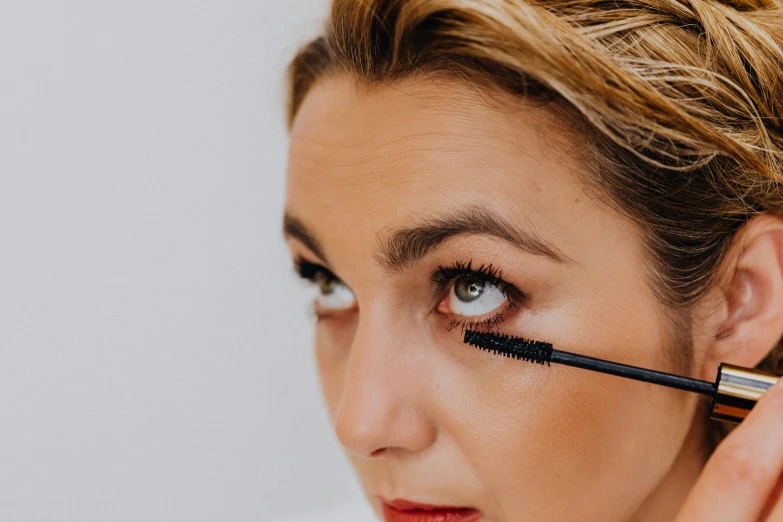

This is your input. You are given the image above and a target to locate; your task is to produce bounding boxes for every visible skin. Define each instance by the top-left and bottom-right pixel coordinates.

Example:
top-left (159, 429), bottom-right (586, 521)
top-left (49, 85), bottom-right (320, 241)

top-left (283, 74), bottom-right (783, 521)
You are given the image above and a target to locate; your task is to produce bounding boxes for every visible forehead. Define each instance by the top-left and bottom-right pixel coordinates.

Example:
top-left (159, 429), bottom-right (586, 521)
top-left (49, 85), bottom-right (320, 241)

top-left (284, 74), bottom-right (630, 265)
top-left (287, 74), bottom-right (576, 185)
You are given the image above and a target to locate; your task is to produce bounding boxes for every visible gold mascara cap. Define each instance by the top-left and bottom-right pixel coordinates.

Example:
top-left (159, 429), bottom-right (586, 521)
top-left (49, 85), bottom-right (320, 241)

top-left (710, 363), bottom-right (781, 423)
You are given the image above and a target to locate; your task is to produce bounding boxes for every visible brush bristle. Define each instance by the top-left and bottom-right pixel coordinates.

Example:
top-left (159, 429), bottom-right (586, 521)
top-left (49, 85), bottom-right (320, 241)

top-left (463, 329), bottom-right (553, 365)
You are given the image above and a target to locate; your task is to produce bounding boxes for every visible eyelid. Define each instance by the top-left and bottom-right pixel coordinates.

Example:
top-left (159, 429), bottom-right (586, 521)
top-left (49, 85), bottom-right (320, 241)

top-left (432, 260), bottom-right (519, 298)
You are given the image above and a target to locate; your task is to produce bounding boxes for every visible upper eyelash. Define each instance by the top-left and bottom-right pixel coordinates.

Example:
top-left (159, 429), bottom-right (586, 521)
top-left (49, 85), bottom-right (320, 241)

top-left (296, 258), bottom-right (515, 295)
top-left (293, 256), bottom-right (521, 333)
top-left (293, 256), bottom-right (335, 282)
top-left (432, 260), bottom-right (513, 296)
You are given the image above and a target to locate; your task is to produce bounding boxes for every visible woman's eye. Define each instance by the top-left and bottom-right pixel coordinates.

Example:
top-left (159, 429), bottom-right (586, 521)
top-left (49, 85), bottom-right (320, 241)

top-left (440, 276), bottom-right (508, 316)
top-left (313, 273), bottom-right (356, 311)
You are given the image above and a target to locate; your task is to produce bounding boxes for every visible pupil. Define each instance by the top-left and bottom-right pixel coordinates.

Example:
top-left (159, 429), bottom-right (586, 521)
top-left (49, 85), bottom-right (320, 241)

top-left (455, 278), bottom-right (483, 302)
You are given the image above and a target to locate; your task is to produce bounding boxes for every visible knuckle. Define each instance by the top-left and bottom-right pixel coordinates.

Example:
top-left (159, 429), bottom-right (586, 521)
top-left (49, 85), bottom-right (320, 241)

top-left (763, 378), bottom-right (783, 404)
top-left (753, 379), bottom-right (783, 418)
top-left (713, 442), bottom-right (772, 486)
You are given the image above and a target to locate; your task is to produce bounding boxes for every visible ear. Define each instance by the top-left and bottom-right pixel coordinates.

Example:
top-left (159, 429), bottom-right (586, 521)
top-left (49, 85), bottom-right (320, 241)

top-left (696, 213), bottom-right (783, 380)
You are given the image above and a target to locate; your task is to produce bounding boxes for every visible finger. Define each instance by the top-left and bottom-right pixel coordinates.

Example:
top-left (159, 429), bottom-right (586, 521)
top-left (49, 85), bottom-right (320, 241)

top-left (764, 473), bottom-right (783, 521)
top-left (674, 378), bottom-right (783, 522)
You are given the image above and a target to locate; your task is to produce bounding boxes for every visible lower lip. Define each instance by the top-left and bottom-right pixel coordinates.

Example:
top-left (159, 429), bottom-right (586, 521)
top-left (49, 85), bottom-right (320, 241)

top-left (382, 504), bottom-right (482, 522)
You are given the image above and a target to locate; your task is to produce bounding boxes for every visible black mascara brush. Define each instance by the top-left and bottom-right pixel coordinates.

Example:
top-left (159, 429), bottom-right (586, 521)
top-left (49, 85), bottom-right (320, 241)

top-left (463, 329), bottom-right (781, 424)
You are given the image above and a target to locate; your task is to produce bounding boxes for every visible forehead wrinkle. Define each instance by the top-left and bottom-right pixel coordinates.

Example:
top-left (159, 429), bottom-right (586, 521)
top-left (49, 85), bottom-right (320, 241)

top-left (373, 205), bottom-right (570, 273)
top-left (299, 141), bottom-right (490, 201)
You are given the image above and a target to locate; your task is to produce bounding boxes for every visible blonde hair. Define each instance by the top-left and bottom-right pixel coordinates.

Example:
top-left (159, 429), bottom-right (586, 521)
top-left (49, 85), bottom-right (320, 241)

top-left (286, 0), bottom-right (783, 439)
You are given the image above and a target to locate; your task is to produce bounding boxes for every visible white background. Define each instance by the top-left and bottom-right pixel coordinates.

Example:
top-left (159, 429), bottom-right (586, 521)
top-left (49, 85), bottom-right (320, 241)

top-left (0, 1), bottom-right (371, 520)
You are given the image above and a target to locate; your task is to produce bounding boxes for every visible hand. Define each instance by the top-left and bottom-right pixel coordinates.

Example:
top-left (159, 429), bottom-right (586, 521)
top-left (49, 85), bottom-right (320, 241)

top-left (674, 379), bottom-right (783, 521)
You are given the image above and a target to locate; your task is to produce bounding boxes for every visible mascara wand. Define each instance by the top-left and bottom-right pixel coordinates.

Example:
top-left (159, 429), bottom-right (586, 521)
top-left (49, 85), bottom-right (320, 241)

top-left (464, 329), bottom-right (781, 424)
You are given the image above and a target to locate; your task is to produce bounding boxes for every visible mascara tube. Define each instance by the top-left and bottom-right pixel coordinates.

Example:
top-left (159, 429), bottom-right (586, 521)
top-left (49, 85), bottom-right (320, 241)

top-left (463, 329), bottom-right (781, 424)
top-left (711, 364), bottom-right (781, 423)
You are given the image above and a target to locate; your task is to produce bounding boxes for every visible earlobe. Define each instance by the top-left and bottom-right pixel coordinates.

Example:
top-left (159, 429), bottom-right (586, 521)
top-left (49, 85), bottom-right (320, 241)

top-left (703, 214), bottom-right (783, 379)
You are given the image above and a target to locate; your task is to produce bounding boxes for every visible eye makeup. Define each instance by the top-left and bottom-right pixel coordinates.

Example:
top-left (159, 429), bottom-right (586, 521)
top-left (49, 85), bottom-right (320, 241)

top-left (432, 260), bottom-right (523, 333)
top-left (292, 255), bottom-right (524, 330)
top-left (294, 256), bottom-right (336, 285)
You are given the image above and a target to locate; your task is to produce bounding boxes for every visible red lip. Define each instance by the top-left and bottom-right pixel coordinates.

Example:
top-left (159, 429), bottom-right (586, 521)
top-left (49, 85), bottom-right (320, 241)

top-left (380, 498), bottom-right (481, 522)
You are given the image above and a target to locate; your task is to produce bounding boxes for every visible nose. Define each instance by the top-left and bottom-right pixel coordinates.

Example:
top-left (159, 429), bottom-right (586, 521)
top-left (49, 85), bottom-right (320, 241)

top-left (333, 315), bottom-right (437, 459)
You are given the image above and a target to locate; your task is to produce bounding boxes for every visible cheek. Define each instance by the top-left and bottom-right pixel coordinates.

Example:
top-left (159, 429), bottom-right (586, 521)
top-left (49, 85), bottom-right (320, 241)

top-left (314, 316), bottom-right (357, 419)
top-left (436, 345), bottom-right (697, 520)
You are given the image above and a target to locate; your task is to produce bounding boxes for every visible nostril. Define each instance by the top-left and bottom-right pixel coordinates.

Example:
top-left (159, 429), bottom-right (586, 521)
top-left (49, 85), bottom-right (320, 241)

top-left (369, 447), bottom-right (388, 458)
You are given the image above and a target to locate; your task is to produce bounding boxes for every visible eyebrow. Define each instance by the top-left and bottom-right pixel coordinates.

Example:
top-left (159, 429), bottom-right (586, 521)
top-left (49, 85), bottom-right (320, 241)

top-left (282, 205), bottom-right (569, 271)
top-left (282, 213), bottom-right (330, 264)
top-left (374, 206), bottom-right (569, 271)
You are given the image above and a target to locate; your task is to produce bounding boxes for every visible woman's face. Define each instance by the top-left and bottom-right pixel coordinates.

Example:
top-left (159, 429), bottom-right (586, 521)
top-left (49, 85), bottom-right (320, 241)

top-left (284, 75), bottom-right (707, 522)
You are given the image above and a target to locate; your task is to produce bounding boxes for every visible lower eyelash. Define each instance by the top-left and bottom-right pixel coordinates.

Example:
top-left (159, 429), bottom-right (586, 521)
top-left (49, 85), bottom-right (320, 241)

top-left (445, 300), bottom-right (517, 335)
